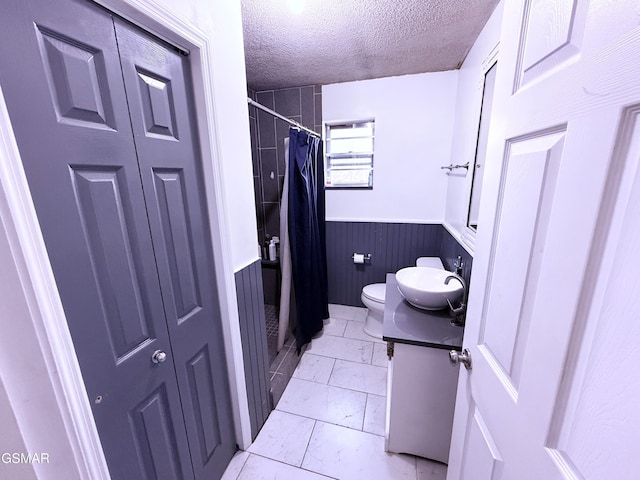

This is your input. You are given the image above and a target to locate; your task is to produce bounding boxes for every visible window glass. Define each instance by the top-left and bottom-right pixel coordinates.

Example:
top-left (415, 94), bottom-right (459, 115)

top-left (325, 120), bottom-right (374, 188)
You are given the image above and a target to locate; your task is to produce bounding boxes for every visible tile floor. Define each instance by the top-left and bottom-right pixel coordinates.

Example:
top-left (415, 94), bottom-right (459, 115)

top-left (265, 304), bottom-right (279, 365)
top-left (265, 303), bottom-right (303, 406)
top-left (222, 304), bottom-right (448, 480)
top-left (269, 334), bottom-right (301, 406)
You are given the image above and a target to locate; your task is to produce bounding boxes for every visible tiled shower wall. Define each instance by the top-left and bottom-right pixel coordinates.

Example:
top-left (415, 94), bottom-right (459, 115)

top-left (248, 86), bottom-right (323, 246)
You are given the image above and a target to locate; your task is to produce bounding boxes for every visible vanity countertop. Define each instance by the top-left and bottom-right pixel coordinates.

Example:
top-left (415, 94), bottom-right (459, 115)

top-left (382, 273), bottom-right (464, 351)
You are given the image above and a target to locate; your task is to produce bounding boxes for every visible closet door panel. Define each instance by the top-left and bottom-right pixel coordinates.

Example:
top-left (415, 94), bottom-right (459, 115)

top-left (114, 19), bottom-right (236, 479)
top-left (0, 1), bottom-right (194, 479)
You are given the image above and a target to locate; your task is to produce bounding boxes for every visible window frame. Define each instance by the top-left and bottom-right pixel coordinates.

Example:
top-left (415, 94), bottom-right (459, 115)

top-left (324, 119), bottom-right (375, 189)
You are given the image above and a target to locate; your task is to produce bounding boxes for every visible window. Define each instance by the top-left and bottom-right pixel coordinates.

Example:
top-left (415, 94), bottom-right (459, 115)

top-left (324, 120), bottom-right (374, 188)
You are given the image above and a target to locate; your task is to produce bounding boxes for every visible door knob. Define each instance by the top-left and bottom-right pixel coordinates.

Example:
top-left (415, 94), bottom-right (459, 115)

top-left (449, 348), bottom-right (472, 370)
top-left (151, 350), bottom-right (167, 364)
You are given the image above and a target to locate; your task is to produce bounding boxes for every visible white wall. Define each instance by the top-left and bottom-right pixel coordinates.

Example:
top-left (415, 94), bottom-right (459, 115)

top-left (444, 1), bottom-right (504, 243)
top-left (323, 71), bottom-right (459, 223)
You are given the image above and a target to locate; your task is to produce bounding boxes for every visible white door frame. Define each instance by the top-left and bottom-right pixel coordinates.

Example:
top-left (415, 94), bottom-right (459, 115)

top-left (0, 1), bottom-right (251, 478)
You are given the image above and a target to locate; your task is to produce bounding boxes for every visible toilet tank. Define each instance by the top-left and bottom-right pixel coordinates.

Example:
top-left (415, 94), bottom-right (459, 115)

top-left (416, 257), bottom-right (444, 269)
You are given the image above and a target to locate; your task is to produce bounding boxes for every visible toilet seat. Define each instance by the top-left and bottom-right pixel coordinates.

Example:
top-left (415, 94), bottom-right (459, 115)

top-left (362, 283), bottom-right (386, 304)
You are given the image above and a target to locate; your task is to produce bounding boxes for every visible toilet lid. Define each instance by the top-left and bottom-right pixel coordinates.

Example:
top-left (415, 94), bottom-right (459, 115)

top-left (362, 283), bottom-right (386, 303)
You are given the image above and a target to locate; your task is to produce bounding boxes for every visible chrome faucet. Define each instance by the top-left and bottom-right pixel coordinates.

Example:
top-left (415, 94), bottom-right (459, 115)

top-left (453, 255), bottom-right (463, 275)
top-left (445, 273), bottom-right (467, 326)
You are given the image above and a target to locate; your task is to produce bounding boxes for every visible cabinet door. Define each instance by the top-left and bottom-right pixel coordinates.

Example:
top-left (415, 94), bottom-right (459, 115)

top-left (114, 19), bottom-right (236, 480)
top-left (386, 343), bottom-right (457, 463)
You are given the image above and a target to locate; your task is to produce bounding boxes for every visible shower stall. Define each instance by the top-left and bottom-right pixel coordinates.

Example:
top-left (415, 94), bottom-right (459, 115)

top-left (247, 85), bottom-right (324, 405)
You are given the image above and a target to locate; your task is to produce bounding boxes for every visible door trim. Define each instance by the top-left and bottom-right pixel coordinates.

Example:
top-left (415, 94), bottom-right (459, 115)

top-left (0, 1), bottom-right (251, 478)
top-left (0, 84), bottom-right (111, 480)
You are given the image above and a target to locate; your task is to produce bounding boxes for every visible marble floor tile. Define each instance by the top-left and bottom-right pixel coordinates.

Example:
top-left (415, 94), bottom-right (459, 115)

top-left (270, 372), bottom-right (288, 407)
top-left (237, 454), bottom-right (334, 480)
top-left (302, 421), bottom-right (417, 480)
top-left (328, 304), bottom-right (367, 321)
top-left (293, 353), bottom-right (335, 384)
top-left (226, 303), bottom-right (447, 480)
top-left (277, 378), bottom-right (366, 430)
top-left (352, 307), bottom-right (368, 323)
top-left (363, 394), bottom-right (386, 437)
top-left (248, 411), bottom-right (315, 466)
top-left (221, 450), bottom-right (250, 480)
top-left (417, 457), bottom-right (448, 480)
top-left (328, 303), bottom-right (355, 320)
top-left (269, 344), bottom-right (292, 374)
top-left (343, 320), bottom-right (385, 343)
top-left (372, 342), bottom-right (389, 367)
top-left (328, 359), bottom-right (387, 396)
top-left (273, 347), bottom-right (302, 378)
top-left (268, 342), bottom-right (302, 406)
top-left (307, 334), bottom-right (373, 364)
top-left (322, 317), bottom-right (348, 337)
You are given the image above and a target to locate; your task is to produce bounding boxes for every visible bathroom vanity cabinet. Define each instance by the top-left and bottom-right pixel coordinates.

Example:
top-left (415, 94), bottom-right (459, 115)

top-left (383, 274), bottom-right (464, 464)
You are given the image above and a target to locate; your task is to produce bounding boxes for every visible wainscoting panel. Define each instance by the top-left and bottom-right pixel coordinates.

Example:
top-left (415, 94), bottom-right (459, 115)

top-left (235, 260), bottom-right (271, 439)
top-left (325, 222), bottom-right (443, 306)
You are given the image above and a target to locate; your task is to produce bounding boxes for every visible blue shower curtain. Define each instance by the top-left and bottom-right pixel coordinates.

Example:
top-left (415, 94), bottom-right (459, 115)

top-left (288, 129), bottom-right (329, 352)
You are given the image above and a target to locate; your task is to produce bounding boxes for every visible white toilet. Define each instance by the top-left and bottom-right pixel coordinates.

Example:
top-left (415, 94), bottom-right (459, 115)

top-left (361, 257), bottom-right (445, 339)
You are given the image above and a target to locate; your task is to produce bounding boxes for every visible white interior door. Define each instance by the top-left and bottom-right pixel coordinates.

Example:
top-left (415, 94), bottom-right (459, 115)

top-left (447, 1), bottom-right (640, 479)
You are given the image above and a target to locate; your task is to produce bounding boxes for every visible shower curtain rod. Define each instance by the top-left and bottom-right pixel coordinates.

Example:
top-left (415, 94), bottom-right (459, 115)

top-left (248, 98), bottom-right (320, 138)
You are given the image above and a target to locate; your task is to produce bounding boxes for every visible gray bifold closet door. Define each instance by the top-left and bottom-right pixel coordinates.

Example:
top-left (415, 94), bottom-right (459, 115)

top-left (0, 0), bottom-right (235, 479)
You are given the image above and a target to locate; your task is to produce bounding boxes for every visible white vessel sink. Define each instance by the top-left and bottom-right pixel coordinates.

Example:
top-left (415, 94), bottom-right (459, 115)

top-left (396, 267), bottom-right (463, 310)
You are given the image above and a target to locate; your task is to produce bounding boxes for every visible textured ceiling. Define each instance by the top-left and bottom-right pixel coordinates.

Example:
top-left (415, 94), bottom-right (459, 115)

top-left (241, 0), bottom-right (500, 91)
